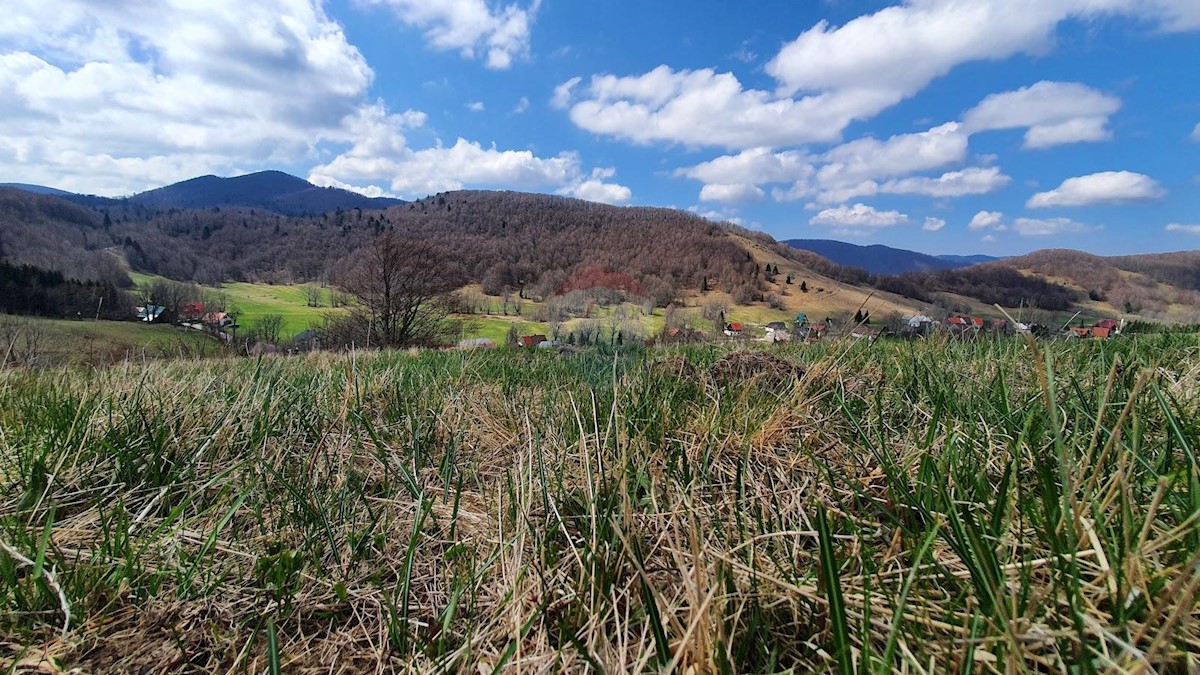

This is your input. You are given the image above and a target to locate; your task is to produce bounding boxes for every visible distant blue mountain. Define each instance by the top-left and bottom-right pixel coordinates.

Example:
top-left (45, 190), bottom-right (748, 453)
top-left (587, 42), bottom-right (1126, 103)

top-left (784, 239), bottom-right (999, 276)
top-left (935, 254), bottom-right (999, 266)
top-left (0, 183), bottom-right (78, 197)
top-left (1, 171), bottom-right (405, 215)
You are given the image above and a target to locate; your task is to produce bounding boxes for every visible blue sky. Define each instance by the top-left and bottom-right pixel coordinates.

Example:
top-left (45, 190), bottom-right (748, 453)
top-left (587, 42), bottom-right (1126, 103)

top-left (1, 1), bottom-right (1198, 256)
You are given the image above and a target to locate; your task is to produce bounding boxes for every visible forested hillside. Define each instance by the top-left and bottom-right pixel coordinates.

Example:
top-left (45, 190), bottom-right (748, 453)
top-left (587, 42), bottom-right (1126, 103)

top-left (1001, 249), bottom-right (1200, 320)
top-left (1, 188), bottom-right (803, 306)
top-left (0, 189), bottom-right (130, 285)
top-left (4, 181), bottom-right (1197, 320)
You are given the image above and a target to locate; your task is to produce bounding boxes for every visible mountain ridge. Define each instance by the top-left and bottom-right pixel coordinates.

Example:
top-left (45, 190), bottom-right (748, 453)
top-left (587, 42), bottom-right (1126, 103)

top-left (0, 170), bottom-right (405, 216)
top-left (784, 238), bottom-right (1000, 275)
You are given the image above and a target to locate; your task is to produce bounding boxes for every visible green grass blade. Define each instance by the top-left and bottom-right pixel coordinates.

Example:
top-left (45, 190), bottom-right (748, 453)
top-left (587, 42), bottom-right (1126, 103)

top-left (817, 503), bottom-right (852, 675)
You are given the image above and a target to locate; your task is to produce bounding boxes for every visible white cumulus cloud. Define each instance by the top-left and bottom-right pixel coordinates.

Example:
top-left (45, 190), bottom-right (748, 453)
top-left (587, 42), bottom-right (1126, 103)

top-left (964, 81), bottom-right (1121, 149)
top-left (1023, 116), bottom-right (1113, 149)
top-left (969, 210), bottom-right (1005, 231)
top-left (551, 76), bottom-right (581, 109)
top-left (558, 167), bottom-right (632, 205)
top-left (922, 217), bottom-right (946, 232)
top-left (467, 100), bottom-right (485, 112)
top-left (1165, 223), bottom-right (1200, 234)
top-left (565, 2), bottom-right (1195, 154)
top-left (1012, 217), bottom-right (1090, 236)
top-left (0, 0), bottom-right (374, 194)
top-left (1192, 123), bottom-right (1200, 141)
top-left (810, 203), bottom-right (908, 236)
top-left (699, 183), bottom-right (765, 204)
top-left (360, 0), bottom-right (538, 69)
top-left (0, 1), bottom-right (616, 201)
top-left (879, 167), bottom-right (1011, 199)
top-left (565, 66), bottom-right (877, 149)
top-left (307, 105), bottom-right (624, 199)
top-left (1027, 171), bottom-right (1165, 208)
top-left (677, 147), bottom-right (814, 186)
top-left (816, 122), bottom-right (969, 186)
top-left (680, 123), bottom-right (1007, 204)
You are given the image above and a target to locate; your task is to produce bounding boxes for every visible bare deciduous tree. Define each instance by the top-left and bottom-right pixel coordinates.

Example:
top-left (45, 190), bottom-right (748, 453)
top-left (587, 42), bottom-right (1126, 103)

top-left (250, 314), bottom-right (285, 344)
top-left (304, 285), bottom-right (323, 308)
top-left (333, 234), bottom-right (461, 348)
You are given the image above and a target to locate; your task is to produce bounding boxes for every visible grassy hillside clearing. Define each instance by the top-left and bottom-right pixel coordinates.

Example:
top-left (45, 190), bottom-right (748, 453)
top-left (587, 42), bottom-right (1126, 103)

top-left (1, 316), bottom-right (219, 366)
top-left (130, 273), bottom-right (337, 338)
top-left (2, 336), bottom-right (1198, 672)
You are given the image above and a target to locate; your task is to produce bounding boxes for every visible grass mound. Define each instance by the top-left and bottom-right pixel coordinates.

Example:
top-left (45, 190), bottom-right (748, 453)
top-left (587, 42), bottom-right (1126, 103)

top-left (708, 349), bottom-right (802, 387)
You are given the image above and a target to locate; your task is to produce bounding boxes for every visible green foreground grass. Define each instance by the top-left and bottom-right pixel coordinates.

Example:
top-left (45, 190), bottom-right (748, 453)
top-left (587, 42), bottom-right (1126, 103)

top-left (2, 336), bottom-right (1198, 672)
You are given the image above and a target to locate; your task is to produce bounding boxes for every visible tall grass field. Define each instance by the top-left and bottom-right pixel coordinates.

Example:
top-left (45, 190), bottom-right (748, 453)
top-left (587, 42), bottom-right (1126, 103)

top-left (2, 336), bottom-right (1198, 672)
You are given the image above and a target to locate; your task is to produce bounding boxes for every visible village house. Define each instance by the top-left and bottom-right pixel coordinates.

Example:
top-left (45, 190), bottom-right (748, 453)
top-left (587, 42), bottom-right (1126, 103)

top-left (181, 301), bottom-right (205, 322)
top-left (798, 324), bottom-right (826, 342)
top-left (723, 322), bottom-right (744, 337)
top-left (765, 321), bottom-right (790, 342)
top-left (135, 305), bottom-right (166, 322)
top-left (457, 337), bottom-right (496, 350)
top-left (903, 315), bottom-right (937, 337)
top-left (293, 329), bottom-right (321, 351)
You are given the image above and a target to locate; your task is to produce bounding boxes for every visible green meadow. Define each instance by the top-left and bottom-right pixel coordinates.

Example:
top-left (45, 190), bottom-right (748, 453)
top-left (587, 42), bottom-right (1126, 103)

top-left (2, 335), bottom-right (1198, 672)
top-left (0, 316), bottom-right (219, 366)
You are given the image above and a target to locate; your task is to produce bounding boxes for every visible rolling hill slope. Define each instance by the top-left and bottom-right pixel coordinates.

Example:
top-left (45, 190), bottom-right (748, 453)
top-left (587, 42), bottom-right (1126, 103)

top-left (997, 249), bottom-right (1200, 322)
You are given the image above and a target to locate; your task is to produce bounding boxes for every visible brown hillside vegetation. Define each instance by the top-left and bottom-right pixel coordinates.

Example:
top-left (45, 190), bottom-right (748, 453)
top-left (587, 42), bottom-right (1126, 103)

top-left (731, 234), bottom-right (923, 319)
top-left (0, 188), bottom-right (130, 285)
top-left (5, 186), bottom-right (1198, 323)
top-left (1, 188), bottom-right (919, 318)
top-left (1002, 248), bottom-right (1200, 321)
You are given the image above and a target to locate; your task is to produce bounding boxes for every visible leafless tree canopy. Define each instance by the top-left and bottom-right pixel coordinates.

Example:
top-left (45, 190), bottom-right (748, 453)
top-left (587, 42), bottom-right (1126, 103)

top-left (330, 234), bottom-right (461, 348)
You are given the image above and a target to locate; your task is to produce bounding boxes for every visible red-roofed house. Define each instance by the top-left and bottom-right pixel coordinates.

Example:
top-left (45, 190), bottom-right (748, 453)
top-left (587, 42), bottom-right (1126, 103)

top-left (723, 322), bottom-right (744, 336)
top-left (519, 334), bottom-right (547, 347)
top-left (181, 301), bottom-right (205, 321)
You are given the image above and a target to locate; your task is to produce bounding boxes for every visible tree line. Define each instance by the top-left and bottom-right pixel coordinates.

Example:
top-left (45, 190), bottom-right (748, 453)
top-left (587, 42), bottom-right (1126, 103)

top-left (0, 259), bottom-right (134, 320)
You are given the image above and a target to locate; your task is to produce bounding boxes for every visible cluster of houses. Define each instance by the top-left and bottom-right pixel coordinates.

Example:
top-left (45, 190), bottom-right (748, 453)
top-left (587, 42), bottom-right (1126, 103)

top-left (1069, 318), bottom-right (1122, 339)
top-left (134, 301), bottom-right (237, 340)
top-left (749, 313), bottom-right (1126, 343)
top-left (900, 314), bottom-right (1123, 340)
top-left (762, 317), bottom-right (828, 342)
